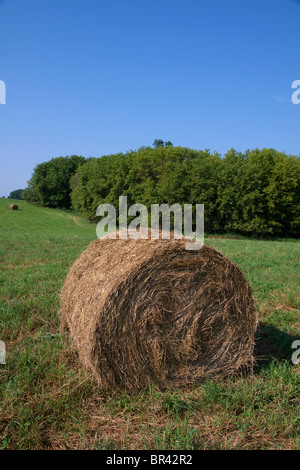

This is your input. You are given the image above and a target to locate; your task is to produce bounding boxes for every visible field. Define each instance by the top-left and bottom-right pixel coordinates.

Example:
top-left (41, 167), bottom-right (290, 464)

top-left (0, 198), bottom-right (299, 450)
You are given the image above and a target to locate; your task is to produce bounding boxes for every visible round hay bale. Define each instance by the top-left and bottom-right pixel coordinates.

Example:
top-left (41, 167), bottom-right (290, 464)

top-left (9, 204), bottom-right (18, 210)
top-left (60, 237), bottom-right (257, 389)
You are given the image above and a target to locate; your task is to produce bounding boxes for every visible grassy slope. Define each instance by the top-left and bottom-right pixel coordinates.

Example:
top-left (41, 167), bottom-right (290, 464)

top-left (0, 198), bottom-right (299, 450)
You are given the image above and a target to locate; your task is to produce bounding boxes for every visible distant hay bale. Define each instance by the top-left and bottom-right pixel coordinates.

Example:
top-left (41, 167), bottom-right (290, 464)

top-left (9, 204), bottom-right (18, 210)
top-left (60, 236), bottom-right (257, 389)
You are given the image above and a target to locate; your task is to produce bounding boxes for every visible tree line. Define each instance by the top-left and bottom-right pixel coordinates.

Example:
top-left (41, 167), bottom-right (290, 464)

top-left (22, 146), bottom-right (300, 237)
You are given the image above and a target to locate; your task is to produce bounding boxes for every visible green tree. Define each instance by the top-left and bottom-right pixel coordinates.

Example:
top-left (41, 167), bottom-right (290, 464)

top-left (71, 152), bottom-right (132, 220)
top-left (153, 139), bottom-right (165, 148)
top-left (23, 155), bottom-right (86, 209)
top-left (217, 148), bottom-right (300, 236)
top-left (164, 141), bottom-right (173, 148)
top-left (9, 189), bottom-right (25, 200)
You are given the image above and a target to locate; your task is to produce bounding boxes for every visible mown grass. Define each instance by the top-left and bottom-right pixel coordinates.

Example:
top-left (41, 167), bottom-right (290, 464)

top-left (0, 198), bottom-right (299, 449)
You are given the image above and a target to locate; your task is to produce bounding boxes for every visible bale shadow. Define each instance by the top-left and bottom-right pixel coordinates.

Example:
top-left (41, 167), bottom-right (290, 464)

top-left (254, 322), bottom-right (299, 372)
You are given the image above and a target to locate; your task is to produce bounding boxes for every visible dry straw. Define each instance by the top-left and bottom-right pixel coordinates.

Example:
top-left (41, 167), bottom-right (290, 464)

top-left (60, 234), bottom-right (257, 389)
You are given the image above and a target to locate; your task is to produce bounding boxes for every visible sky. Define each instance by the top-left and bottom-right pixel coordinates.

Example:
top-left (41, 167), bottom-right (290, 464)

top-left (0, 0), bottom-right (300, 197)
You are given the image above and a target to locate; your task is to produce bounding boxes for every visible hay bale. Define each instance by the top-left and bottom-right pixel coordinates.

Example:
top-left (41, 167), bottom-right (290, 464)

top-left (60, 237), bottom-right (257, 389)
top-left (9, 204), bottom-right (18, 210)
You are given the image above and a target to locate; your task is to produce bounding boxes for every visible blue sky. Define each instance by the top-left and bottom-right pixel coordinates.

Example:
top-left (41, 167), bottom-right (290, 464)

top-left (0, 0), bottom-right (300, 196)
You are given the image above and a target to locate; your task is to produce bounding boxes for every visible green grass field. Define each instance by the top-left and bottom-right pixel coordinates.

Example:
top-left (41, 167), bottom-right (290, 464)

top-left (0, 198), bottom-right (299, 450)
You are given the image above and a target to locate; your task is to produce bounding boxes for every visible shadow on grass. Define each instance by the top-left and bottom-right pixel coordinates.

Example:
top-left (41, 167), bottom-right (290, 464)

top-left (254, 322), bottom-right (299, 372)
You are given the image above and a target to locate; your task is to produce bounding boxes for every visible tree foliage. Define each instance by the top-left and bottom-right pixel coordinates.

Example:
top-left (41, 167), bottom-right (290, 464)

top-left (23, 147), bottom-right (300, 237)
top-left (9, 189), bottom-right (25, 200)
top-left (153, 139), bottom-right (173, 148)
top-left (22, 155), bottom-right (86, 209)
top-left (70, 147), bottom-right (300, 237)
